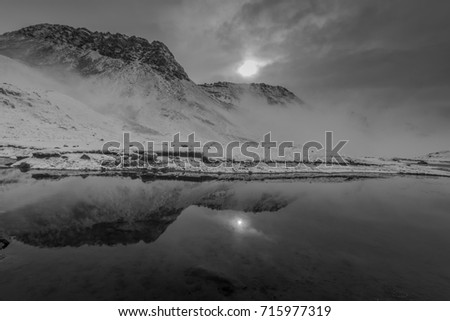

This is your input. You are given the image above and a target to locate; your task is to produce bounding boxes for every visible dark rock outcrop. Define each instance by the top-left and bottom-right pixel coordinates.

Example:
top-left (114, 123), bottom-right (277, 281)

top-left (0, 24), bottom-right (189, 81)
top-left (32, 150), bottom-right (61, 158)
top-left (0, 237), bottom-right (10, 250)
top-left (15, 161), bottom-right (31, 172)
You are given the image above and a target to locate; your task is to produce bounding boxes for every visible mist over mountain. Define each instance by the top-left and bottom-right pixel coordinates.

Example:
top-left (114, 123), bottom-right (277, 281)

top-left (1, 23), bottom-right (448, 158)
top-left (0, 23), bottom-right (306, 151)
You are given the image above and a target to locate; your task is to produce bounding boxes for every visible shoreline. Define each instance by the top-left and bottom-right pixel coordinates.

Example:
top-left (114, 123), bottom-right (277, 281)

top-left (1, 145), bottom-right (450, 181)
top-left (2, 167), bottom-right (449, 182)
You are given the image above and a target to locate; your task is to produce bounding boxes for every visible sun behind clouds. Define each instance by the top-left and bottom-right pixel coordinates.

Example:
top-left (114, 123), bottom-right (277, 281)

top-left (237, 60), bottom-right (260, 77)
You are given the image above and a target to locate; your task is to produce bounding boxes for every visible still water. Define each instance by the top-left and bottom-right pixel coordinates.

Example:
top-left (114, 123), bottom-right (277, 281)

top-left (0, 169), bottom-right (450, 300)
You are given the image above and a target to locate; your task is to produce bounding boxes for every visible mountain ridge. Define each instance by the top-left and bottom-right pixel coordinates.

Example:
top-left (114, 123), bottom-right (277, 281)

top-left (0, 23), bottom-right (190, 81)
top-left (200, 81), bottom-right (304, 106)
top-left (0, 23), bottom-right (305, 150)
top-left (0, 23), bottom-right (302, 106)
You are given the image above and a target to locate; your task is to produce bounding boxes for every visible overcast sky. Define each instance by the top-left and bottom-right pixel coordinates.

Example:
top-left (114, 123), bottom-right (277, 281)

top-left (1, 0), bottom-right (449, 155)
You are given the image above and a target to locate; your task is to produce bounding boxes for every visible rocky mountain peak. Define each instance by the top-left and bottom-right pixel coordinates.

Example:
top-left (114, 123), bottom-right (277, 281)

top-left (0, 23), bottom-right (189, 81)
top-left (199, 81), bottom-right (303, 106)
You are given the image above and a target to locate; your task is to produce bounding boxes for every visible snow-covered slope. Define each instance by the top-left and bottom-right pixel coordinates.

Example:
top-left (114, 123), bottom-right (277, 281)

top-left (0, 52), bottom-right (244, 150)
top-left (0, 82), bottom-right (146, 149)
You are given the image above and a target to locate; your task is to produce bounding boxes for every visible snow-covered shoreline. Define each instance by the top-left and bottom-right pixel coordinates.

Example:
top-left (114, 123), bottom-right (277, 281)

top-left (2, 145), bottom-right (450, 180)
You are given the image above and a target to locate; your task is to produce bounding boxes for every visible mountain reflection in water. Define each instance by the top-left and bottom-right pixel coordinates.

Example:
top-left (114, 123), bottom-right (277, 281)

top-left (0, 170), bottom-right (293, 248)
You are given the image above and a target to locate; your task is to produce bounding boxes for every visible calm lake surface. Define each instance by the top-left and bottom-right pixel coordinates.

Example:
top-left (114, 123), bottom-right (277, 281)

top-left (1, 169), bottom-right (450, 300)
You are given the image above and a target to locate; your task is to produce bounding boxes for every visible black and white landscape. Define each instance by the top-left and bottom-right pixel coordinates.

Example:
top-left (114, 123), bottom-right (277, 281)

top-left (0, 0), bottom-right (450, 301)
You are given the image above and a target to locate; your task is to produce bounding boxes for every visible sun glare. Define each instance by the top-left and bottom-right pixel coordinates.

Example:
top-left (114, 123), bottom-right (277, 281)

top-left (238, 60), bottom-right (259, 77)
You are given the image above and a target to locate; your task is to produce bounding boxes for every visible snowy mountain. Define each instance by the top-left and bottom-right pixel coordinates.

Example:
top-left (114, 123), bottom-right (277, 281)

top-left (0, 24), bottom-right (304, 149)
